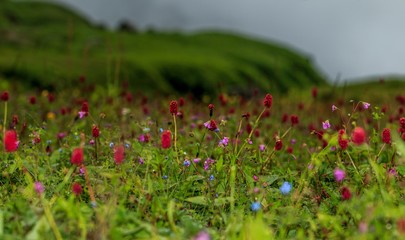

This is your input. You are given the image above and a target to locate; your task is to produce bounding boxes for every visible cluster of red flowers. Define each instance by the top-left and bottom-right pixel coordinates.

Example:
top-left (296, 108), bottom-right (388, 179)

top-left (161, 130), bottom-right (171, 149)
top-left (338, 129), bottom-right (349, 150)
top-left (351, 127), bottom-right (366, 145)
top-left (382, 128), bottom-right (391, 144)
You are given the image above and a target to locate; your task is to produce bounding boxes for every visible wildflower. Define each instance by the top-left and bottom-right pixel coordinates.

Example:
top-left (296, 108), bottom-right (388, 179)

top-left (92, 125), bottom-right (100, 138)
top-left (125, 143), bottom-right (130, 149)
top-left (109, 142), bottom-right (114, 148)
top-left (253, 175), bottom-right (259, 181)
top-left (382, 128), bottom-right (391, 144)
top-left (218, 137), bottom-right (229, 147)
top-left (388, 168), bottom-right (397, 176)
top-left (1, 91), bottom-right (9, 101)
top-left (183, 159), bottom-right (190, 167)
top-left (263, 94), bottom-right (273, 108)
top-left (162, 175), bottom-right (168, 180)
top-left (34, 182), bottom-right (45, 195)
top-left (312, 87), bottom-right (318, 98)
top-left (290, 115), bottom-right (299, 126)
top-left (89, 139), bottom-right (95, 145)
top-left (114, 145), bottom-right (125, 164)
top-left (291, 139), bottom-right (296, 144)
top-left (193, 231), bottom-right (211, 240)
top-left (259, 144), bottom-right (265, 152)
top-left (362, 102), bottom-right (371, 109)
top-left (322, 120), bottom-right (331, 130)
top-left (179, 97), bottom-right (185, 107)
top-left (274, 139), bottom-right (283, 151)
top-left (351, 127), bottom-right (366, 145)
top-left (78, 101), bottom-right (89, 118)
top-left (72, 182), bottom-right (83, 196)
top-left (29, 96), bottom-right (36, 104)
top-left (358, 222), bottom-right (368, 233)
top-left (138, 157), bottom-right (144, 164)
top-left (208, 104), bottom-right (214, 117)
top-left (250, 201), bottom-right (261, 212)
top-left (170, 100), bottom-right (178, 115)
top-left (161, 130), bottom-right (171, 149)
top-left (71, 148), bottom-right (84, 165)
top-left (4, 130), bottom-right (19, 152)
top-left (334, 168), bottom-right (346, 182)
top-left (397, 218), bottom-right (405, 234)
top-left (209, 175), bottom-right (214, 181)
top-left (204, 158), bottom-right (215, 171)
top-left (48, 93), bottom-right (55, 103)
top-left (340, 186), bottom-right (352, 200)
top-left (338, 129), bottom-right (349, 150)
top-left (204, 120), bottom-right (219, 132)
top-left (332, 105), bottom-right (338, 112)
top-left (193, 158), bottom-right (201, 163)
top-left (280, 181), bottom-right (292, 195)
top-left (400, 117), bottom-right (405, 129)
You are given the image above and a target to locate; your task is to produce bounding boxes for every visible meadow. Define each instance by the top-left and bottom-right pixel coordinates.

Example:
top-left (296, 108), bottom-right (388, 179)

top-left (0, 1), bottom-right (404, 239)
top-left (0, 80), bottom-right (404, 239)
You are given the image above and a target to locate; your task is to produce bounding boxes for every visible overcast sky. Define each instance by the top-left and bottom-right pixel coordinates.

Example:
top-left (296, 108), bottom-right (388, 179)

top-left (54, 0), bottom-right (405, 82)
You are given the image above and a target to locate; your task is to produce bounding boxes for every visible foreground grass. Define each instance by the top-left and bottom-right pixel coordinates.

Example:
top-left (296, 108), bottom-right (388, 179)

top-left (0, 80), bottom-right (404, 239)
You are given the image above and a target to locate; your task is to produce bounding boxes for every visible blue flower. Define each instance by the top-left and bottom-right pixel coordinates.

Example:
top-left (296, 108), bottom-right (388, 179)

top-left (280, 181), bottom-right (292, 195)
top-left (251, 201), bottom-right (261, 212)
top-left (183, 160), bottom-right (191, 167)
top-left (209, 175), bottom-right (214, 181)
top-left (109, 142), bottom-right (114, 148)
top-left (162, 175), bottom-right (168, 180)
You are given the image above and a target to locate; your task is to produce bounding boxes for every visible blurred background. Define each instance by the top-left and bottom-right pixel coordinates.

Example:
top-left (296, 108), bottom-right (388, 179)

top-left (1, 0), bottom-right (405, 96)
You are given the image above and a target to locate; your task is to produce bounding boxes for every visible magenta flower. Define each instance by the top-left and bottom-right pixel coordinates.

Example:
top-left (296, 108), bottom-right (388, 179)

top-left (334, 168), bottom-right (346, 182)
top-left (259, 144), bottom-right (265, 152)
top-left (332, 105), bottom-right (338, 112)
top-left (362, 102), bottom-right (371, 109)
top-left (218, 137), bottom-right (229, 147)
top-left (34, 182), bottom-right (45, 194)
top-left (322, 120), bottom-right (331, 130)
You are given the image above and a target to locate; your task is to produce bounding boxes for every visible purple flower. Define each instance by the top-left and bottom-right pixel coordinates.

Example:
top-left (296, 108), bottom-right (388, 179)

top-left (89, 139), bottom-right (95, 145)
top-left (362, 102), bottom-right (371, 109)
top-left (332, 105), bottom-right (338, 112)
top-left (193, 231), bottom-right (211, 240)
top-left (138, 157), bottom-right (144, 164)
top-left (218, 137), bottom-right (229, 147)
top-left (193, 158), bottom-right (201, 163)
top-left (388, 168), bottom-right (397, 176)
top-left (259, 144), bottom-right (265, 152)
top-left (334, 168), bottom-right (346, 182)
top-left (183, 159), bottom-right (191, 167)
top-left (78, 111), bottom-right (87, 119)
top-left (34, 182), bottom-right (45, 194)
top-left (253, 175), bottom-right (259, 181)
top-left (138, 134), bottom-right (146, 142)
top-left (322, 120), bottom-right (331, 130)
top-left (204, 158), bottom-right (215, 171)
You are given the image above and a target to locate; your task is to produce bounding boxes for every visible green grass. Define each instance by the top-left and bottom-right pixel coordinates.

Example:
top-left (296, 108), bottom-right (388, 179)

top-left (0, 0), bottom-right (326, 95)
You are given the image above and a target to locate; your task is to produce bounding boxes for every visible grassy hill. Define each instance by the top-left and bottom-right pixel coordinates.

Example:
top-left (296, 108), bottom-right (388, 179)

top-left (0, 0), bottom-right (327, 96)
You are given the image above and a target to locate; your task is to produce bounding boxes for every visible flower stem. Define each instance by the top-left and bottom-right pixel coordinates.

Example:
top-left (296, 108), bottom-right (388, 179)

top-left (173, 114), bottom-right (180, 164)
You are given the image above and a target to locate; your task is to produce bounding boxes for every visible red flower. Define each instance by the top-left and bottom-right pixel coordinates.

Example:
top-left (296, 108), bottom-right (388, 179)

top-left (29, 96), bottom-right (36, 104)
top-left (48, 93), bottom-right (55, 103)
top-left (400, 117), bottom-right (405, 130)
top-left (4, 130), bottom-right (18, 152)
top-left (72, 182), bottom-right (83, 196)
top-left (114, 145), bottom-right (125, 164)
top-left (397, 218), bottom-right (405, 235)
top-left (208, 104), bottom-right (214, 117)
top-left (179, 97), bottom-right (185, 107)
top-left (170, 100), bottom-right (178, 115)
top-left (338, 129), bottom-right (349, 150)
top-left (92, 125), bottom-right (100, 138)
top-left (290, 115), bottom-right (299, 126)
top-left (340, 186), bottom-right (352, 200)
top-left (161, 130), bottom-right (171, 149)
top-left (382, 128), bottom-right (391, 144)
top-left (312, 87), bottom-right (318, 98)
top-left (71, 148), bottom-right (84, 165)
top-left (263, 94), bottom-right (273, 108)
top-left (351, 127), bottom-right (366, 145)
top-left (81, 101), bottom-right (89, 113)
top-left (275, 139), bottom-right (283, 151)
top-left (1, 91), bottom-right (9, 101)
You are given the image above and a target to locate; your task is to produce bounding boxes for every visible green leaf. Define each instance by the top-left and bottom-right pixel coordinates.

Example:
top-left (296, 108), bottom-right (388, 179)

top-left (184, 196), bottom-right (208, 206)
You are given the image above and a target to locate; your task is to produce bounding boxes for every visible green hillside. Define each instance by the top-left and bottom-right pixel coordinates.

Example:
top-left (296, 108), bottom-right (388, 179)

top-left (0, 0), bottom-right (327, 95)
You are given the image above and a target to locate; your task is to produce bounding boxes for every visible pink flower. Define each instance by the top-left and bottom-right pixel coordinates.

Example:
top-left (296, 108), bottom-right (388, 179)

top-left (332, 105), bottom-right (338, 112)
top-left (322, 120), bottom-right (331, 130)
top-left (34, 182), bottom-right (45, 194)
top-left (362, 102), bottom-right (371, 109)
top-left (334, 168), bottom-right (345, 182)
